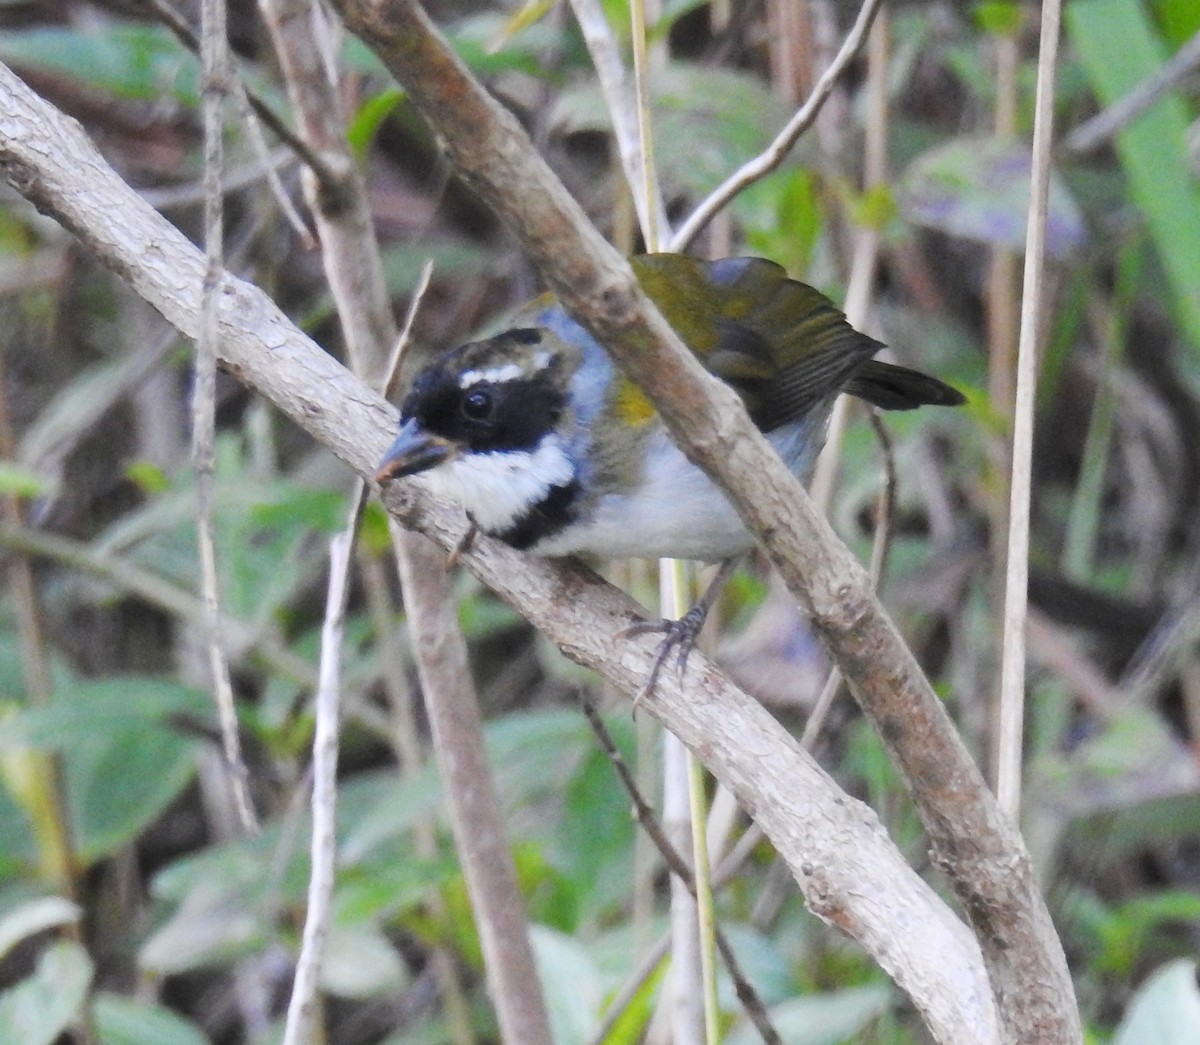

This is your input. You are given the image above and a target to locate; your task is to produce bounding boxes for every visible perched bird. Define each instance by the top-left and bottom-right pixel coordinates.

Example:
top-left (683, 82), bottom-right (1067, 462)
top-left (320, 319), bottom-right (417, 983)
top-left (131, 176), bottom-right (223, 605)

top-left (376, 255), bottom-right (964, 675)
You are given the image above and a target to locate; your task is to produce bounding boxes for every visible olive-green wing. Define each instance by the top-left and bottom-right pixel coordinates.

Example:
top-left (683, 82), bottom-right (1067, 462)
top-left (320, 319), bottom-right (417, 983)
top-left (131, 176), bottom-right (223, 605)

top-left (634, 254), bottom-right (883, 431)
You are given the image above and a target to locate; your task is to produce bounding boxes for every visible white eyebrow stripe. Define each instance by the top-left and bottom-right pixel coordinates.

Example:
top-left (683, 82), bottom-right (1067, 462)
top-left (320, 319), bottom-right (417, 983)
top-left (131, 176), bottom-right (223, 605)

top-left (460, 363), bottom-right (524, 387)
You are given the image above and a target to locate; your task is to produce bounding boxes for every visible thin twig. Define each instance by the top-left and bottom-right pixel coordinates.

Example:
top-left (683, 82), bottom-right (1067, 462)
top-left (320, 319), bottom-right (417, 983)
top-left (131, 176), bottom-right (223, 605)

top-left (196, 0), bottom-right (257, 835)
top-left (810, 5), bottom-right (888, 519)
top-left (588, 935), bottom-right (670, 1045)
top-left (996, 0), bottom-right (1063, 819)
top-left (627, 1), bottom-right (707, 1038)
top-left (144, 0), bottom-right (335, 189)
top-left (803, 10), bottom-right (893, 750)
top-left (1061, 28), bottom-right (1200, 156)
top-left (669, 0), bottom-right (884, 252)
top-left (801, 410), bottom-right (896, 751)
top-left (567, 0), bottom-right (669, 243)
top-left (228, 70), bottom-right (315, 246)
top-left (580, 700), bottom-right (783, 1045)
top-left (866, 411), bottom-right (897, 585)
top-left (383, 260), bottom-right (434, 402)
top-left (985, 15), bottom-right (1021, 789)
top-left (282, 517), bottom-right (359, 1045)
top-left (394, 527), bottom-right (556, 1045)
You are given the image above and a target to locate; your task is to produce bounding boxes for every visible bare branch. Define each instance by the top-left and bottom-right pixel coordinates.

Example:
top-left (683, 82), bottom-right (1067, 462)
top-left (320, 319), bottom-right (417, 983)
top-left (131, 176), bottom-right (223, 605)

top-left (670, 0), bottom-right (884, 252)
top-left (580, 700), bottom-right (782, 1045)
top-left (567, 0), bottom-right (670, 243)
top-left (196, 0), bottom-right (257, 835)
top-left (143, 0), bottom-right (336, 189)
top-left (996, 0), bottom-right (1064, 817)
top-left (394, 528), bottom-right (556, 1045)
top-left (283, 525), bottom-right (355, 1045)
top-left (1061, 28), bottom-right (1200, 156)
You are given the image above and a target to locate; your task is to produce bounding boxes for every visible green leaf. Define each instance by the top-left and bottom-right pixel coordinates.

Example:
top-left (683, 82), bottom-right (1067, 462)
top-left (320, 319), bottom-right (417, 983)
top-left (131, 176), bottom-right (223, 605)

top-left (850, 183), bottom-right (899, 231)
top-left (348, 88), bottom-right (405, 158)
top-left (492, 0), bottom-right (557, 46)
top-left (0, 940), bottom-right (93, 1045)
top-left (321, 924), bottom-right (408, 999)
top-left (712, 924), bottom-right (795, 1009)
top-left (140, 875), bottom-right (268, 974)
top-left (593, 949), bottom-right (665, 1043)
top-left (3, 677), bottom-right (209, 864)
top-left (3, 678), bottom-right (210, 749)
top-left (379, 242), bottom-right (490, 301)
top-left (0, 895), bottom-right (80, 962)
top-left (559, 727), bottom-right (635, 921)
top-left (343, 711), bottom-right (594, 866)
top-left (96, 462), bottom-right (347, 622)
top-left (336, 767), bottom-right (444, 866)
top-left (333, 854), bottom-right (458, 926)
top-left (737, 169), bottom-right (824, 278)
top-left (1114, 959), bottom-right (1200, 1045)
top-left (125, 461), bottom-right (171, 495)
top-left (0, 27), bottom-right (199, 104)
top-left (1091, 890), bottom-right (1200, 976)
top-left (94, 992), bottom-right (212, 1045)
top-left (973, 2), bottom-right (1023, 37)
top-left (897, 135), bottom-right (1086, 258)
top-left (531, 925), bottom-right (603, 1045)
top-left (445, 12), bottom-right (560, 77)
top-left (726, 983), bottom-right (892, 1045)
top-left (0, 463), bottom-right (50, 499)
top-left (249, 487), bottom-right (347, 534)
top-left (1152, 0), bottom-right (1200, 47)
top-left (1067, 0), bottom-right (1200, 352)
top-left (70, 722), bottom-right (199, 863)
top-left (550, 64), bottom-right (791, 200)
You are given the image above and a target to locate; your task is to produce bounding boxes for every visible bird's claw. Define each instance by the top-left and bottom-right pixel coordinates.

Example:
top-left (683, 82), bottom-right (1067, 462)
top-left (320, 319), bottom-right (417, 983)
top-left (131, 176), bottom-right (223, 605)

top-left (446, 520), bottom-right (479, 568)
top-left (619, 604), bottom-right (709, 708)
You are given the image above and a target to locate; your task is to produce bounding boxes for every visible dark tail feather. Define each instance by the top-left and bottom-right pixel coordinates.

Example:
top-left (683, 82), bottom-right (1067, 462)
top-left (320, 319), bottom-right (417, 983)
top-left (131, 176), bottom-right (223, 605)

top-left (846, 359), bottom-right (966, 411)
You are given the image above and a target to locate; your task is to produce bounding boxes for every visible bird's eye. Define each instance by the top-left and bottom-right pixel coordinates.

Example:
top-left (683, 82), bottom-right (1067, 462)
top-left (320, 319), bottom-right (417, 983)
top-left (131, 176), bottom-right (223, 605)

top-left (461, 389), bottom-right (493, 421)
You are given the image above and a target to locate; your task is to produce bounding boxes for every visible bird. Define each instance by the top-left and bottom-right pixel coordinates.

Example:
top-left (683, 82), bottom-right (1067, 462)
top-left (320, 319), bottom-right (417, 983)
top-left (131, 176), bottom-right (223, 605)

top-left (376, 254), bottom-right (965, 683)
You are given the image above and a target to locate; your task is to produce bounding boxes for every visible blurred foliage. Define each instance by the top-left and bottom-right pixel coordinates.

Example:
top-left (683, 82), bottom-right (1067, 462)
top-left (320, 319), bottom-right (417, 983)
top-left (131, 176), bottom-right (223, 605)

top-left (0, 0), bottom-right (1199, 1042)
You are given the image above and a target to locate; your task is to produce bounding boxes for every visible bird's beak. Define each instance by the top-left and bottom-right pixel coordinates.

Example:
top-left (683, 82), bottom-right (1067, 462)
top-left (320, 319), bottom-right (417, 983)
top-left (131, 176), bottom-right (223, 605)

top-left (375, 419), bottom-right (455, 483)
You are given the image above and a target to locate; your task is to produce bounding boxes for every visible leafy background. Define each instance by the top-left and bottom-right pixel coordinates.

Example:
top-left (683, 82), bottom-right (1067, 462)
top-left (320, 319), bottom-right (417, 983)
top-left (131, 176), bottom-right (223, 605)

top-left (1, 0), bottom-right (1200, 1042)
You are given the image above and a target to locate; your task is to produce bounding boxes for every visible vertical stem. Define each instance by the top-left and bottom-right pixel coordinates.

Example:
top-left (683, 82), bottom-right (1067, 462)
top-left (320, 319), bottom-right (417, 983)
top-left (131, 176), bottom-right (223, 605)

top-left (985, 23), bottom-right (1020, 784)
top-left (1062, 245), bottom-right (1138, 579)
top-left (283, 524), bottom-right (355, 1045)
top-left (687, 751), bottom-right (719, 1045)
top-left (197, 0), bottom-right (256, 835)
top-left (661, 731), bottom-right (703, 1045)
top-left (996, 0), bottom-right (1062, 817)
top-left (395, 528), bottom-right (554, 1045)
top-left (629, 0), bottom-right (664, 251)
top-left (630, 3), bottom-right (713, 1039)
top-left (810, 8), bottom-right (887, 523)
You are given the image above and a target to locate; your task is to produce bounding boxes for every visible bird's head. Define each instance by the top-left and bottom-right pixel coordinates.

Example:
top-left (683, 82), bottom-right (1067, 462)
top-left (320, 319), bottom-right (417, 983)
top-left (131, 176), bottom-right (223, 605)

top-left (375, 327), bottom-right (584, 538)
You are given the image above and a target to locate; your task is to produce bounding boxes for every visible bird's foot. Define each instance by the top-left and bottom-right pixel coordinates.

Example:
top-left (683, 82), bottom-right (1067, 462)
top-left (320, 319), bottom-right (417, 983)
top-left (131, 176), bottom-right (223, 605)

top-left (446, 519), bottom-right (479, 568)
top-left (620, 602), bottom-right (711, 709)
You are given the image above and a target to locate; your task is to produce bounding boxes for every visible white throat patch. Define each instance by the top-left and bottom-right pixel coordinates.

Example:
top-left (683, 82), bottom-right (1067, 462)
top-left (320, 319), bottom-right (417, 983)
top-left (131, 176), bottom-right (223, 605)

top-left (424, 435), bottom-right (575, 535)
